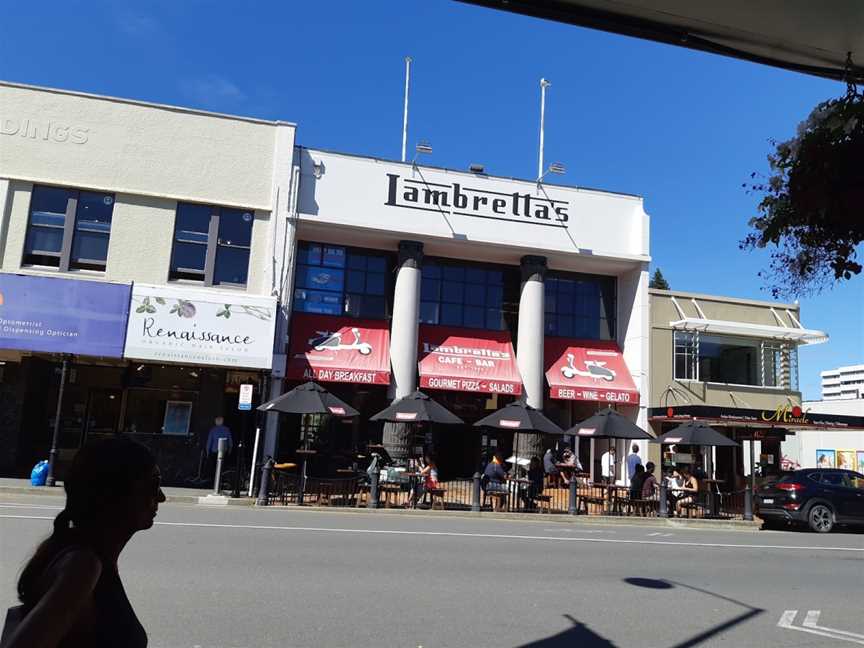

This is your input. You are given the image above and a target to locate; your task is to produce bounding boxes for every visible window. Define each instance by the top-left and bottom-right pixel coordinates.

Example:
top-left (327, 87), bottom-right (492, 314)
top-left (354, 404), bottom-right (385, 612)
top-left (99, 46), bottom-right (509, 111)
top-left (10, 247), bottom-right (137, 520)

top-left (420, 260), bottom-right (506, 330)
top-left (293, 242), bottom-right (390, 319)
top-left (24, 185), bottom-right (115, 271)
top-left (545, 273), bottom-right (616, 340)
top-left (170, 203), bottom-right (254, 287)
top-left (674, 332), bottom-right (798, 388)
top-left (674, 331), bottom-right (698, 380)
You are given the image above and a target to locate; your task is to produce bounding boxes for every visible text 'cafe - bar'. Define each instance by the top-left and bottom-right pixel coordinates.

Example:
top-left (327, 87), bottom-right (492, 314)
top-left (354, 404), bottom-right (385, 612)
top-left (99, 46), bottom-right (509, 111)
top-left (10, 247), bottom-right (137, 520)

top-left (276, 148), bottom-right (649, 474)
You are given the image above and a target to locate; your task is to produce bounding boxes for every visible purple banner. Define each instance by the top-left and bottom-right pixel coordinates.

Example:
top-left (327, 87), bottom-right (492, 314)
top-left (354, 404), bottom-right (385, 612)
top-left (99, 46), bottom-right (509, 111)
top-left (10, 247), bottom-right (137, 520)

top-left (0, 273), bottom-right (131, 358)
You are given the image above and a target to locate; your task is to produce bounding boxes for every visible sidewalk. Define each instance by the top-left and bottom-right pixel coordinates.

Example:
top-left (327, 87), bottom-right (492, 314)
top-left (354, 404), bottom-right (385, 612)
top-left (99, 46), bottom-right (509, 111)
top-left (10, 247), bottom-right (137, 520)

top-left (0, 478), bottom-right (760, 530)
top-left (0, 478), bottom-right (215, 504)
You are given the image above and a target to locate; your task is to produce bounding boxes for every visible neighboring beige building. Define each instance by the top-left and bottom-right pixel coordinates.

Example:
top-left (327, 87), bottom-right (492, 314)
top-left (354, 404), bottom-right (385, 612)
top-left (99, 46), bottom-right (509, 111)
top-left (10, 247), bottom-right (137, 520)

top-left (648, 288), bottom-right (830, 488)
top-left (0, 81), bottom-right (295, 476)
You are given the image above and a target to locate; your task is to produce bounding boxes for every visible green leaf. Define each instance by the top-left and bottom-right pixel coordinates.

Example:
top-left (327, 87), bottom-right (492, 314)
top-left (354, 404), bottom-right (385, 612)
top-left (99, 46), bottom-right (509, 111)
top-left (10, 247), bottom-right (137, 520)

top-left (136, 305), bottom-right (147, 313)
top-left (155, 297), bottom-right (166, 305)
top-left (224, 310), bottom-right (231, 319)
top-left (146, 306), bottom-right (157, 314)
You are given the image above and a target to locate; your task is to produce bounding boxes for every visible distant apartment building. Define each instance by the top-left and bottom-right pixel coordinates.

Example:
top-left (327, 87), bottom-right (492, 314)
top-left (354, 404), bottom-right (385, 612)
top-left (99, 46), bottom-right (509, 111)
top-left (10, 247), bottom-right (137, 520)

top-left (821, 364), bottom-right (864, 400)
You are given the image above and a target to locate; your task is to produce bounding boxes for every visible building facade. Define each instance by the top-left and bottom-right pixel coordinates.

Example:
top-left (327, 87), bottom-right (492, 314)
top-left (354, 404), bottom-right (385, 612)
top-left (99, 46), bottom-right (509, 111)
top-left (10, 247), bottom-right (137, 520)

top-left (0, 82), bottom-right (294, 478)
top-left (278, 148), bottom-right (650, 480)
top-left (821, 364), bottom-right (864, 400)
top-left (647, 288), bottom-right (863, 488)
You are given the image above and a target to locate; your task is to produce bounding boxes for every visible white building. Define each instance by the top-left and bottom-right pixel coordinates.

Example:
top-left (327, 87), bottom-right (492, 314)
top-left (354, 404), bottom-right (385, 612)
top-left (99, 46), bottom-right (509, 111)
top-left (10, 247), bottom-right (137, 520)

top-left (282, 147), bottom-right (650, 477)
top-left (0, 81), bottom-right (294, 478)
top-left (821, 364), bottom-right (864, 400)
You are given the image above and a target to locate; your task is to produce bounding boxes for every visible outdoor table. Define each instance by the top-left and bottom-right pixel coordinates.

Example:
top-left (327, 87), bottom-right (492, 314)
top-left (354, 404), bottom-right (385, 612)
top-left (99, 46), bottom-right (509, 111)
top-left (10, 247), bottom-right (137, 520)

top-left (506, 477), bottom-right (530, 511)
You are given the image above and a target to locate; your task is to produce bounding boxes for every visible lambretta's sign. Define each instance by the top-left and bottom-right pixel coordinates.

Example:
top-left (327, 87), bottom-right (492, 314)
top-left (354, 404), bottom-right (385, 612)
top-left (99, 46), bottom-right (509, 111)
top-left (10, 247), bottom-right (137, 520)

top-left (1, 116), bottom-right (89, 144)
top-left (385, 173), bottom-right (568, 227)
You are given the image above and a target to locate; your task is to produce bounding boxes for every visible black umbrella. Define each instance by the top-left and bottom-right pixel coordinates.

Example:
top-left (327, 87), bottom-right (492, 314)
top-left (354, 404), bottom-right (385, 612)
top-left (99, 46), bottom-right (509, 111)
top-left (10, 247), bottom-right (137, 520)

top-left (257, 381), bottom-right (359, 417)
top-left (654, 420), bottom-right (738, 447)
top-left (473, 400), bottom-right (564, 435)
top-left (370, 390), bottom-right (464, 425)
top-left (566, 407), bottom-right (653, 440)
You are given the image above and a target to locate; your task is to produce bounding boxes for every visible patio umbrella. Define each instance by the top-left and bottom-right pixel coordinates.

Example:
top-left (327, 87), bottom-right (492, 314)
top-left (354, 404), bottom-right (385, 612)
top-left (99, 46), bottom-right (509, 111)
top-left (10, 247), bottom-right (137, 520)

top-left (473, 400), bottom-right (564, 435)
top-left (370, 390), bottom-right (464, 425)
top-left (654, 420), bottom-right (738, 447)
top-left (474, 400), bottom-right (563, 484)
top-left (257, 382), bottom-right (357, 505)
top-left (566, 408), bottom-right (654, 440)
top-left (257, 381), bottom-right (359, 417)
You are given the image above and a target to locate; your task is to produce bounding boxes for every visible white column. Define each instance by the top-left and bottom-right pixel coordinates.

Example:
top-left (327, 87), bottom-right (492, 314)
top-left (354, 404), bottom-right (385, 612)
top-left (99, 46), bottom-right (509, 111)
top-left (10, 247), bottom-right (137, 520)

top-left (516, 255), bottom-right (546, 408)
top-left (516, 255), bottom-right (546, 457)
top-left (390, 240), bottom-right (423, 397)
top-left (383, 241), bottom-right (423, 461)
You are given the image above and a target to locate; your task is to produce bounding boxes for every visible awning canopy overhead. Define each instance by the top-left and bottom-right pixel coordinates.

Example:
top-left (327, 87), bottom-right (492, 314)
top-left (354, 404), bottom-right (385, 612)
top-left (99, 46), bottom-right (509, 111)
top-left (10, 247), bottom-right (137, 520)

top-left (461, 0), bottom-right (864, 83)
top-left (286, 313), bottom-right (390, 385)
top-left (418, 325), bottom-right (522, 395)
top-left (670, 317), bottom-right (828, 345)
top-left (545, 339), bottom-right (639, 405)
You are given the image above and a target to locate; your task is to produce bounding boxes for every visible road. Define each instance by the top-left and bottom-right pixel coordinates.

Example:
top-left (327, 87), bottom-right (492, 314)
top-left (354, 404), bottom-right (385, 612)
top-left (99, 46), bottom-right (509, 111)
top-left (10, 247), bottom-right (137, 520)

top-left (2, 495), bottom-right (863, 648)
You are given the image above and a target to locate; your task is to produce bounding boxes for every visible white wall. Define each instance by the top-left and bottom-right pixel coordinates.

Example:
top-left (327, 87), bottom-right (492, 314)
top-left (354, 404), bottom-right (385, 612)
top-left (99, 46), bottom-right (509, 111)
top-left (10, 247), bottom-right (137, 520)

top-left (0, 82), bottom-right (297, 298)
top-left (0, 82), bottom-right (292, 209)
top-left (297, 148), bottom-right (650, 264)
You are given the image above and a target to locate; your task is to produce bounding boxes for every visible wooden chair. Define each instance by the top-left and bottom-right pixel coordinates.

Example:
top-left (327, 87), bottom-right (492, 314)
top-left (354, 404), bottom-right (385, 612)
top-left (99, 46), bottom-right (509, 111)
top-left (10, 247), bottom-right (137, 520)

top-left (428, 487), bottom-right (447, 511)
top-left (533, 494), bottom-right (553, 514)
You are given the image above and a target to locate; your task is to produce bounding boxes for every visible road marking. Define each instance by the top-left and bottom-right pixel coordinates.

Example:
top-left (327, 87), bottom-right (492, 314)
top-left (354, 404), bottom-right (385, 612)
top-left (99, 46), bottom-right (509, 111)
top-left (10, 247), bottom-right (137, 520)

top-left (779, 611), bottom-right (864, 645)
top-left (648, 532), bottom-right (661, 536)
top-left (804, 611), bottom-right (864, 641)
top-left (0, 503), bottom-right (63, 510)
top-left (3, 515), bottom-right (863, 553)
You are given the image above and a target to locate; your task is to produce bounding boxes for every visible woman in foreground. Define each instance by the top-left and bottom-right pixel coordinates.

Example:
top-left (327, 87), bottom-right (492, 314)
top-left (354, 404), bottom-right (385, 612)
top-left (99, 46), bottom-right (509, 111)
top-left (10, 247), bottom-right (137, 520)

top-left (3, 437), bottom-right (165, 648)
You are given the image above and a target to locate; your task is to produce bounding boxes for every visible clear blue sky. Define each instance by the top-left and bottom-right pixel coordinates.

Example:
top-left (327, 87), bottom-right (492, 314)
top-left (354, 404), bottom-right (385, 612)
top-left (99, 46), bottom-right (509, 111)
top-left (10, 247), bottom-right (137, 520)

top-left (2, 1), bottom-right (861, 399)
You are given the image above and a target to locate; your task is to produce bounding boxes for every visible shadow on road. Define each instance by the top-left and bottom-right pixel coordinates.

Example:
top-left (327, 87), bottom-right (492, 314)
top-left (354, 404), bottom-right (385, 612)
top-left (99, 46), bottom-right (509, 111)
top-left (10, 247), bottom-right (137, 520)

top-left (625, 577), bottom-right (764, 648)
top-left (516, 614), bottom-right (617, 647)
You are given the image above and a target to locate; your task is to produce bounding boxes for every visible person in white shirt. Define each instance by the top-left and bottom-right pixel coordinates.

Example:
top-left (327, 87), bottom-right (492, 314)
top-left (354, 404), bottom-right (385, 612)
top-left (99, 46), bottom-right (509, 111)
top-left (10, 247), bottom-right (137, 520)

top-left (600, 446), bottom-right (616, 484)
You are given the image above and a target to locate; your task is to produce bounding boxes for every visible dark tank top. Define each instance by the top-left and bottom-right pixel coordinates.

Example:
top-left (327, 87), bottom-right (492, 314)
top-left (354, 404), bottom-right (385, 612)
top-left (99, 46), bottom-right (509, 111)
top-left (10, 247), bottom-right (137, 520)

top-left (37, 548), bottom-right (147, 648)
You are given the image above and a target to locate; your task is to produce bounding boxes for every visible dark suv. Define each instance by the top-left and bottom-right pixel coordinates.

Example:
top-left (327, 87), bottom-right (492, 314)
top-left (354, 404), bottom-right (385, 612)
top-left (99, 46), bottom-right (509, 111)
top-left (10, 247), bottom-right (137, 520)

top-left (757, 469), bottom-right (864, 533)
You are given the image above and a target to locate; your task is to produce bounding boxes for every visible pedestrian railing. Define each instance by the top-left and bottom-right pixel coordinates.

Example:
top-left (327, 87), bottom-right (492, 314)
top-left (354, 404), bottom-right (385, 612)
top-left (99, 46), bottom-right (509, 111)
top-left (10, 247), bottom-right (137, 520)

top-left (259, 469), bottom-right (749, 520)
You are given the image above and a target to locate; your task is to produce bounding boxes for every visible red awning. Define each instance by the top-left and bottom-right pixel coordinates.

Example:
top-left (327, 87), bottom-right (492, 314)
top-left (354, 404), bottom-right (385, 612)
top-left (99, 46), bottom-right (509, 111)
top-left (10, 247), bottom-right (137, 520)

top-left (545, 339), bottom-right (639, 405)
top-left (286, 313), bottom-right (390, 385)
top-left (418, 325), bottom-right (522, 395)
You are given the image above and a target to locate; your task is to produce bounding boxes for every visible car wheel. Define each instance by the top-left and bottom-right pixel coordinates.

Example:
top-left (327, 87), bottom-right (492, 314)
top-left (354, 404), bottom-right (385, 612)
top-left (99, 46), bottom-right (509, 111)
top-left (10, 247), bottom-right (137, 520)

top-left (808, 504), bottom-right (834, 533)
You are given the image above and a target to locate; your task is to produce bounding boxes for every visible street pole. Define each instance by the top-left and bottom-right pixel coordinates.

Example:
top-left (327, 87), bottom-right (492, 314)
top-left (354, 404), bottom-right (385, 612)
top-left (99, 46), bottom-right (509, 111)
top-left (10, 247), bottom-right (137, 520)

top-left (744, 436), bottom-right (754, 521)
top-left (45, 356), bottom-right (70, 488)
top-left (537, 78), bottom-right (551, 182)
top-left (213, 437), bottom-right (228, 495)
top-left (401, 56), bottom-right (412, 162)
top-left (232, 412), bottom-right (246, 498)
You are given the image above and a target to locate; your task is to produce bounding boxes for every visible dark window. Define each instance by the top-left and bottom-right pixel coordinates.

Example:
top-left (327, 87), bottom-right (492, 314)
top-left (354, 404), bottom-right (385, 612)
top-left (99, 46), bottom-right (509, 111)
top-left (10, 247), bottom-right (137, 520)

top-left (420, 260), bottom-right (506, 330)
top-left (697, 335), bottom-right (760, 386)
top-left (24, 185), bottom-right (115, 271)
top-left (170, 203), bottom-right (254, 287)
top-left (545, 273), bottom-right (616, 340)
top-left (819, 472), bottom-right (845, 486)
top-left (293, 242), bottom-right (390, 319)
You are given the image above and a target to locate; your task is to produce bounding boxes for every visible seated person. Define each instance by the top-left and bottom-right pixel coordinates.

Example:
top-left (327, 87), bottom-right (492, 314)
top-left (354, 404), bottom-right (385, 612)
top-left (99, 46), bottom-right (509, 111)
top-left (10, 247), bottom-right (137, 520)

top-left (543, 448), bottom-right (560, 482)
top-left (629, 463), bottom-right (647, 500)
top-left (559, 445), bottom-right (582, 485)
top-left (674, 467), bottom-right (700, 516)
top-left (411, 454), bottom-right (439, 508)
top-left (641, 462), bottom-right (659, 499)
top-left (521, 456), bottom-right (545, 509)
top-left (483, 452), bottom-right (508, 492)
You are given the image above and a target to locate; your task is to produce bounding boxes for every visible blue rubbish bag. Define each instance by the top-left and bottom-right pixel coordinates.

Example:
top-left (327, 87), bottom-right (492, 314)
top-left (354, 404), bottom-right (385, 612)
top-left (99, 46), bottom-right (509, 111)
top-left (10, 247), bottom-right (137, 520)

top-left (30, 460), bottom-right (49, 486)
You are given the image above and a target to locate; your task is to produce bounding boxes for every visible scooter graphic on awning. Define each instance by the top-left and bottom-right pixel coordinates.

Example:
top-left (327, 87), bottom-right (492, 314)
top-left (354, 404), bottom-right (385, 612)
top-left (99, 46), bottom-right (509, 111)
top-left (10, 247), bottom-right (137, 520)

top-left (561, 353), bottom-right (616, 381)
top-left (309, 327), bottom-right (372, 355)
